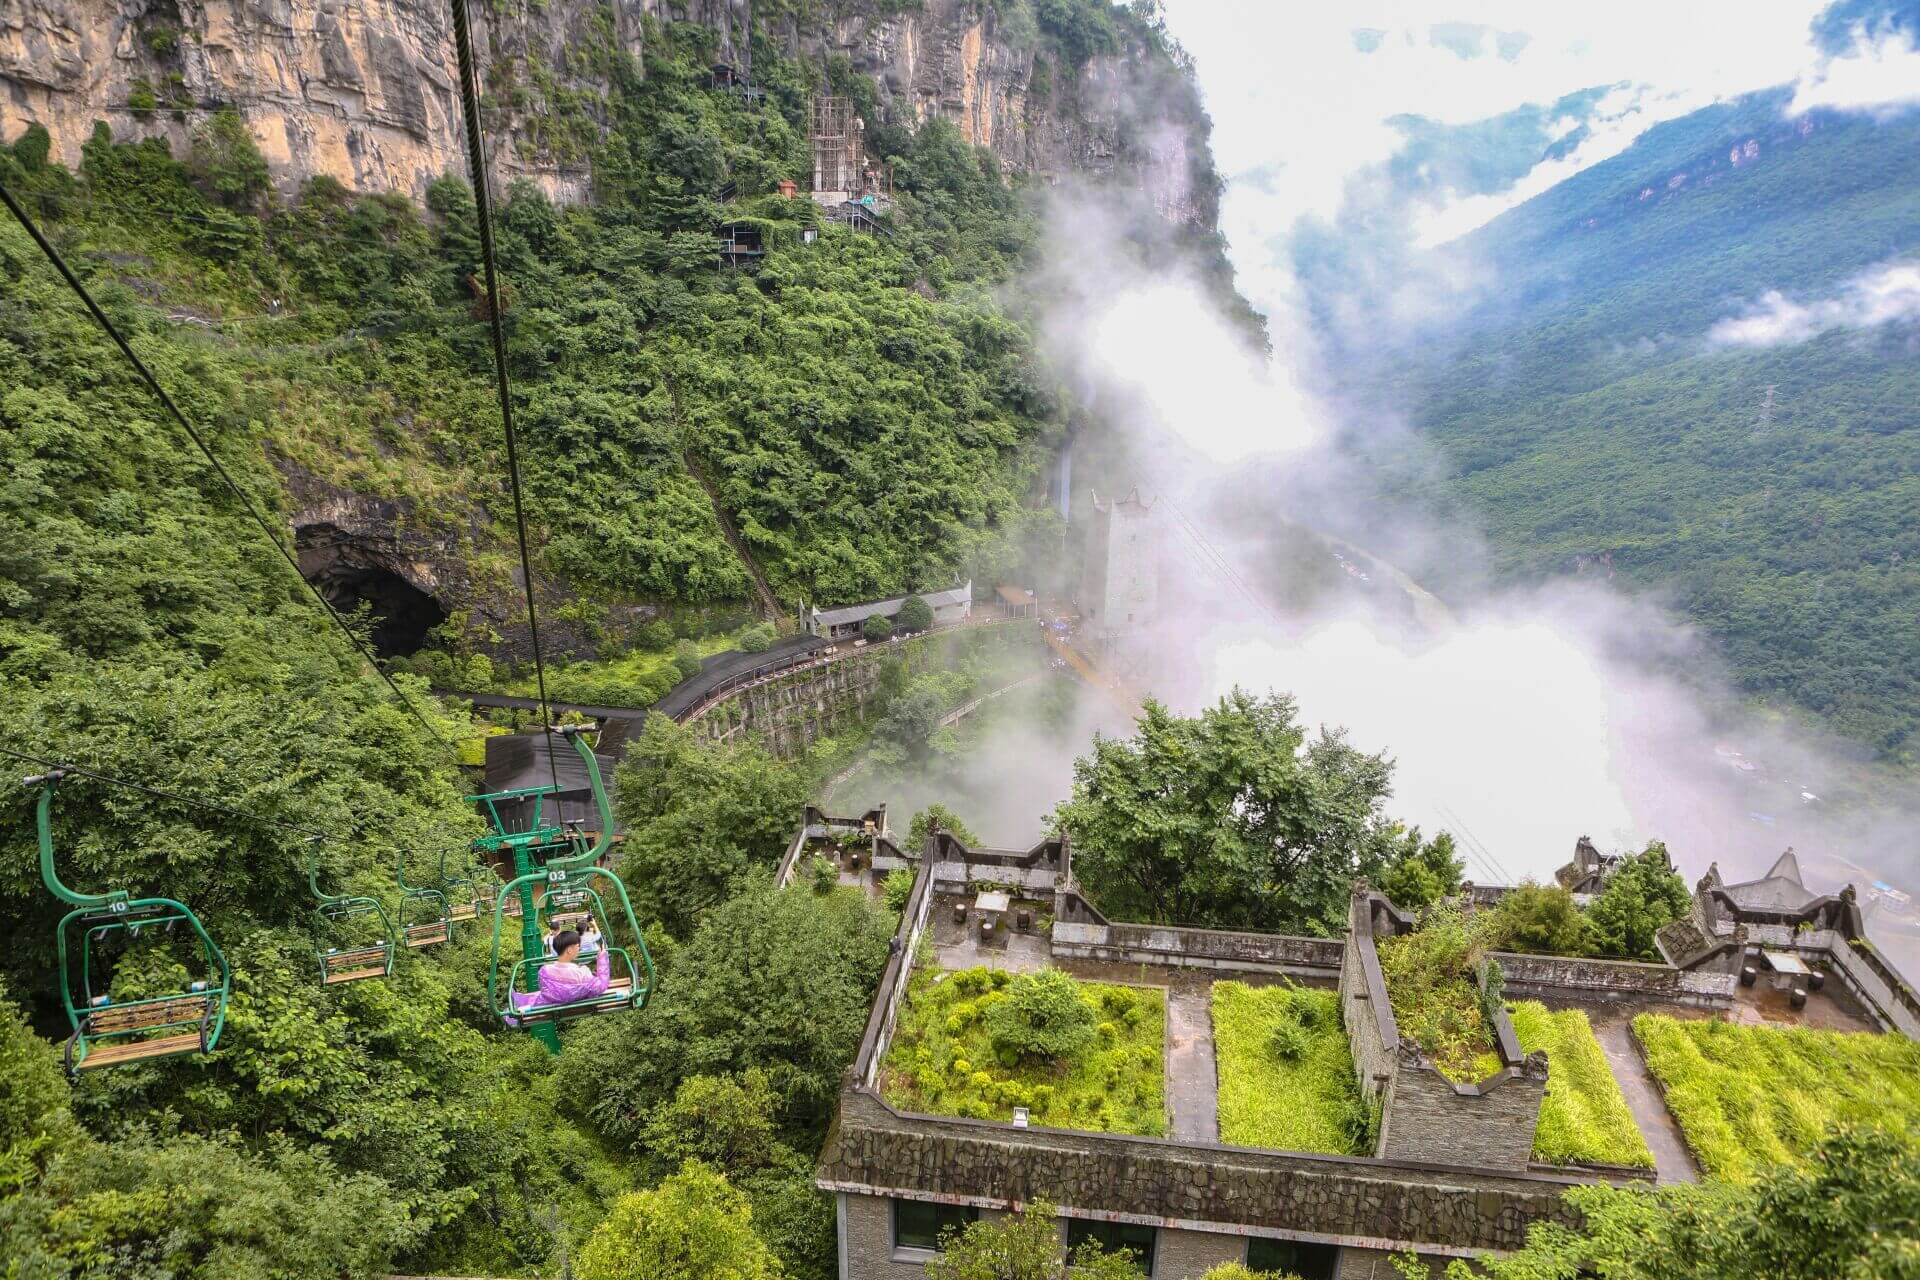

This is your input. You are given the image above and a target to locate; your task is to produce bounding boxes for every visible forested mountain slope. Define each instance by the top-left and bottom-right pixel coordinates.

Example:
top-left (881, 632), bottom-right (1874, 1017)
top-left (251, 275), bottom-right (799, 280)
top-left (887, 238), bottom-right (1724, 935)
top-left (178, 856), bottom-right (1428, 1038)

top-left (0, 4), bottom-right (1244, 1276)
top-left (1384, 91), bottom-right (1920, 760)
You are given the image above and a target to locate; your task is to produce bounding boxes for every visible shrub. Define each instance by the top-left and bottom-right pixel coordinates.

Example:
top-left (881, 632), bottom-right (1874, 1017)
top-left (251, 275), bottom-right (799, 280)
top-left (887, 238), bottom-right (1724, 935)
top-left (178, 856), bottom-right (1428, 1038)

top-left (1375, 904), bottom-right (1501, 1082)
top-left (576, 1160), bottom-right (778, 1280)
top-left (861, 613), bottom-right (895, 643)
top-left (809, 854), bottom-right (838, 895)
top-left (738, 622), bottom-right (775, 653)
top-left (896, 594), bottom-right (935, 632)
top-left (672, 640), bottom-right (704, 680)
top-left (1585, 842), bottom-right (1690, 960)
top-left (1483, 881), bottom-right (1591, 956)
top-left (986, 970), bottom-right (1099, 1063)
top-left (882, 867), bottom-right (915, 913)
top-left (1268, 1020), bottom-right (1308, 1062)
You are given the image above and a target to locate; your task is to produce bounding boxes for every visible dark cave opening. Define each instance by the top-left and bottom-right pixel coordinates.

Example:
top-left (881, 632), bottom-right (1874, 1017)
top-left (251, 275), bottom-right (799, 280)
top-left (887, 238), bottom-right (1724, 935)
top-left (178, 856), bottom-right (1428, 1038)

top-left (296, 526), bottom-right (447, 659)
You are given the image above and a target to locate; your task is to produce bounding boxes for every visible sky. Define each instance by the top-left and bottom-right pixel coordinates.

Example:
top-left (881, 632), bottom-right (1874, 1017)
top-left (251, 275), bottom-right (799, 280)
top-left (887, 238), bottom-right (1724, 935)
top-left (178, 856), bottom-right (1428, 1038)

top-left (1158, 0), bottom-right (1920, 315)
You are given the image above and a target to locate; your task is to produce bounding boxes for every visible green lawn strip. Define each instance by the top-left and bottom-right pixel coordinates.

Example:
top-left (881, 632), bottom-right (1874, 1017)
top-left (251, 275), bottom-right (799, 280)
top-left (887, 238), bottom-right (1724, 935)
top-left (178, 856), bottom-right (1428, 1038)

top-left (879, 966), bottom-right (1166, 1136)
top-left (1211, 981), bottom-right (1368, 1155)
top-left (1507, 1001), bottom-right (1654, 1169)
top-left (1633, 1013), bottom-right (1920, 1182)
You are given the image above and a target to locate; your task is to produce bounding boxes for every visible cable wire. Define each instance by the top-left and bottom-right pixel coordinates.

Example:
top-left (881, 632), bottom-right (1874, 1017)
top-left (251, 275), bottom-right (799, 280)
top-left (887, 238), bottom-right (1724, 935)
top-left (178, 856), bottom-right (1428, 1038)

top-left (0, 179), bottom-right (461, 763)
top-left (0, 743), bottom-right (485, 872)
top-left (447, 0), bottom-right (561, 797)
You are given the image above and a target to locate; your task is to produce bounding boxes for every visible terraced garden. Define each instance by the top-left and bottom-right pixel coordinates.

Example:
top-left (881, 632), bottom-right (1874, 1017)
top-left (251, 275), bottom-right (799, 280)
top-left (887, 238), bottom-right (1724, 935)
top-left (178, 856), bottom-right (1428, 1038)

top-left (1212, 982), bottom-right (1371, 1155)
top-left (1634, 1013), bottom-right (1920, 1181)
top-left (879, 966), bottom-right (1166, 1135)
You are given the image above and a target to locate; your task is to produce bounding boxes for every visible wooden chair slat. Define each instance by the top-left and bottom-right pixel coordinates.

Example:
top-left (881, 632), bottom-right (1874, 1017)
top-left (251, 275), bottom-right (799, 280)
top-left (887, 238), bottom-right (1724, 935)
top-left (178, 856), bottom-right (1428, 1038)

top-left (76, 1031), bottom-right (202, 1069)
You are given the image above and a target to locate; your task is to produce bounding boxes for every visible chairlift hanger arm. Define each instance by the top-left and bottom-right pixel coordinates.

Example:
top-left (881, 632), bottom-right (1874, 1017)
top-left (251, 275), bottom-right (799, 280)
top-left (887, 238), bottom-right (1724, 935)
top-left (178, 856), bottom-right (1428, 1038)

top-left (30, 774), bottom-right (127, 910)
top-left (542, 727), bottom-right (613, 872)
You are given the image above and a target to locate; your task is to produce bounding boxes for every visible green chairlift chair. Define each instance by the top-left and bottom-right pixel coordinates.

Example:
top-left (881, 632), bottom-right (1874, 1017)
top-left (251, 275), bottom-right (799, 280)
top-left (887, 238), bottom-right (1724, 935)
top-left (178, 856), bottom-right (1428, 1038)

top-left (28, 772), bottom-right (231, 1074)
top-left (307, 838), bottom-right (397, 985)
top-left (482, 727), bottom-right (653, 1050)
top-left (396, 846), bottom-right (453, 949)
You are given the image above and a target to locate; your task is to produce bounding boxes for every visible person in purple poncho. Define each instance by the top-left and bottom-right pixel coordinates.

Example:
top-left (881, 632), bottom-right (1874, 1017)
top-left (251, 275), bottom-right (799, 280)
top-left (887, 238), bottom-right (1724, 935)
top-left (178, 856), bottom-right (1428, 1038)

top-left (509, 928), bottom-right (611, 1021)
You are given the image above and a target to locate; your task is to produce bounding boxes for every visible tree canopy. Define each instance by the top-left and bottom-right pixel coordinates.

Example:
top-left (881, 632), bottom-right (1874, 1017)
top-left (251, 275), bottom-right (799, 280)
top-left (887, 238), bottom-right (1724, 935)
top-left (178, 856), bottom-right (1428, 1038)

top-left (1052, 691), bottom-right (1450, 936)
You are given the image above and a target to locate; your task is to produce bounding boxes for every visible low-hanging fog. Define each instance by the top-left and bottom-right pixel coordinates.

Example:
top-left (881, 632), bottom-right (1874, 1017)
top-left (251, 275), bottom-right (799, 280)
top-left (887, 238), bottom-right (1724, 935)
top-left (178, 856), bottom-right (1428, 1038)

top-left (846, 179), bottom-right (1920, 976)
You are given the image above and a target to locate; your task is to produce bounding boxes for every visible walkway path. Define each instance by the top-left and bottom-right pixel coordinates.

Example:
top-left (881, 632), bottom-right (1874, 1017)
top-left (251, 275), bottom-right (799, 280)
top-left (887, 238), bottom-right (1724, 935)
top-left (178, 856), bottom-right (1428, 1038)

top-left (1591, 1010), bottom-right (1698, 1184)
top-left (1165, 976), bottom-right (1220, 1144)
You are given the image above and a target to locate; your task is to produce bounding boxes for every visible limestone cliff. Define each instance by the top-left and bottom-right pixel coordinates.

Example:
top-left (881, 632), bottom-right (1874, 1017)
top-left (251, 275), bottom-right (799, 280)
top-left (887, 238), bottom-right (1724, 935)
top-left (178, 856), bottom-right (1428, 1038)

top-left (0, 0), bottom-right (1216, 225)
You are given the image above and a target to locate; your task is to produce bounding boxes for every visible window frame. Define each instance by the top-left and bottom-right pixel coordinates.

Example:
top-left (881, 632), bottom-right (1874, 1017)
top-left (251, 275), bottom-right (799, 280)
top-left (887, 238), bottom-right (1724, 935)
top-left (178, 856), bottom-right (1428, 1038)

top-left (1065, 1218), bottom-right (1158, 1276)
top-left (1245, 1234), bottom-right (1339, 1280)
top-left (891, 1198), bottom-right (978, 1256)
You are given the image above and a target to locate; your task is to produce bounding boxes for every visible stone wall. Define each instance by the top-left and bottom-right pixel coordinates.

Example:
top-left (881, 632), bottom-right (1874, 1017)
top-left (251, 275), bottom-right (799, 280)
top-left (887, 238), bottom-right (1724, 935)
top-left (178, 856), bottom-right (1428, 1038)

top-left (685, 645), bottom-right (889, 757)
top-left (1052, 921), bottom-right (1341, 978)
top-left (1492, 951), bottom-right (1736, 1010)
top-left (818, 1090), bottom-right (1582, 1259)
top-left (1377, 1048), bottom-right (1545, 1171)
top-left (1343, 892), bottom-right (1547, 1172)
top-left (1800, 930), bottom-right (1920, 1037)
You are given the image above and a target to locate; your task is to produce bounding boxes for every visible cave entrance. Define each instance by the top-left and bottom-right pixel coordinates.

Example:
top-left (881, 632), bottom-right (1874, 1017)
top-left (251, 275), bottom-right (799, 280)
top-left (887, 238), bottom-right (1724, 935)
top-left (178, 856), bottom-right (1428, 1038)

top-left (295, 525), bottom-right (447, 659)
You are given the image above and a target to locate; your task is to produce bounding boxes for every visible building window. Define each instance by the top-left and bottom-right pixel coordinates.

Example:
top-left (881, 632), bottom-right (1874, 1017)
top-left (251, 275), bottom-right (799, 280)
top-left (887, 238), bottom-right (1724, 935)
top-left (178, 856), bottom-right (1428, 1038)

top-left (1247, 1237), bottom-right (1338, 1280)
top-left (893, 1199), bottom-right (977, 1252)
top-left (1066, 1220), bottom-right (1157, 1275)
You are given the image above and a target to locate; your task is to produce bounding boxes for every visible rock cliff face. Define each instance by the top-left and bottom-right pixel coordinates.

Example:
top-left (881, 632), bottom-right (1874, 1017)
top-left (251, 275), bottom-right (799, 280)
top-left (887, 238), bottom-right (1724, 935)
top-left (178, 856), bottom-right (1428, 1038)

top-left (0, 0), bottom-right (1214, 224)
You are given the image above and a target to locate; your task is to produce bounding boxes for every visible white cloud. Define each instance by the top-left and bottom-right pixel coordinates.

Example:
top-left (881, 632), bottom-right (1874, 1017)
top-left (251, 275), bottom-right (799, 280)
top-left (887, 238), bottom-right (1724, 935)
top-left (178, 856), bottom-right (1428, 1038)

top-left (1791, 28), bottom-right (1920, 116)
top-left (1708, 259), bottom-right (1920, 347)
top-left (1164, 2), bottom-right (1829, 233)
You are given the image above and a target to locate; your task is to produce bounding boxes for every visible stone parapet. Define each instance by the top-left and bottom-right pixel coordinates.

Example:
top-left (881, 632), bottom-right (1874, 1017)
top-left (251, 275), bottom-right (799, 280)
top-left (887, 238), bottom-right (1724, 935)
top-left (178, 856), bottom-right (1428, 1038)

top-left (1050, 922), bottom-right (1341, 976)
top-left (817, 1090), bottom-right (1582, 1258)
top-left (1492, 952), bottom-right (1736, 1009)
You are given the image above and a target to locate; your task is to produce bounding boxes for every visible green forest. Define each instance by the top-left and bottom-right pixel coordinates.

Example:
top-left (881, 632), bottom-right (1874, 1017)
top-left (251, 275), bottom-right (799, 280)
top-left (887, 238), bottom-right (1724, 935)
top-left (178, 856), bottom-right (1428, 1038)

top-left (1371, 91), bottom-right (1920, 762)
top-left (0, 3), bottom-right (1220, 1274)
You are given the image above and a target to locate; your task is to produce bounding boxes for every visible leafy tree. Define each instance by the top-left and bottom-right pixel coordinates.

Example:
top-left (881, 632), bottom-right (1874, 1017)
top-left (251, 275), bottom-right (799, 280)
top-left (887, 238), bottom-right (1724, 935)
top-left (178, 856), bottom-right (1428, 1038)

top-left (187, 108), bottom-right (271, 209)
top-left (1483, 882), bottom-right (1592, 957)
top-left (614, 717), bottom-right (810, 938)
top-left (1585, 842), bottom-right (1690, 961)
top-left (646, 1069), bottom-right (782, 1177)
top-left (908, 803), bottom-right (979, 850)
top-left (577, 1160), bottom-right (781, 1280)
top-left (986, 970), bottom-right (1098, 1064)
top-left (1376, 826), bottom-right (1465, 910)
top-left (927, 1201), bottom-right (1144, 1280)
top-left (573, 878), bottom-right (895, 1146)
top-left (1449, 1125), bottom-right (1920, 1280)
top-left (1053, 691), bottom-right (1401, 936)
top-left (897, 594), bottom-right (935, 632)
top-left (862, 613), bottom-right (896, 643)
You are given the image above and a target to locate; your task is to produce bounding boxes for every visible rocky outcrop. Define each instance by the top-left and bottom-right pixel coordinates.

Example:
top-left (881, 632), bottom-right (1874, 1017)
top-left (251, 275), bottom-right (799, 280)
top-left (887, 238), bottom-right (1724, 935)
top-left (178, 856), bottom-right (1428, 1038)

top-left (1, 0), bottom-right (1214, 224)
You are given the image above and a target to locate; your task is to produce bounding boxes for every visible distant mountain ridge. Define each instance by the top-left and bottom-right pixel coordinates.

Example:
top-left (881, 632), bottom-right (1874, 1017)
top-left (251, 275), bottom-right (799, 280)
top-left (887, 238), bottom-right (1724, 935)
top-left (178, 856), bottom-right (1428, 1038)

top-left (1385, 87), bottom-right (1920, 759)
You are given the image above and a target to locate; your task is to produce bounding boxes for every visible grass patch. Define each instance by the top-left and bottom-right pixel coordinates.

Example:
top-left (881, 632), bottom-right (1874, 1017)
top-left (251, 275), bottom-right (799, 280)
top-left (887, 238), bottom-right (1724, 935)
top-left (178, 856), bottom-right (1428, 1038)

top-left (1212, 982), bottom-right (1370, 1154)
top-left (1633, 1013), bottom-right (1920, 1182)
top-left (1508, 1001), bottom-right (1654, 1169)
top-left (880, 965), bottom-right (1165, 1136)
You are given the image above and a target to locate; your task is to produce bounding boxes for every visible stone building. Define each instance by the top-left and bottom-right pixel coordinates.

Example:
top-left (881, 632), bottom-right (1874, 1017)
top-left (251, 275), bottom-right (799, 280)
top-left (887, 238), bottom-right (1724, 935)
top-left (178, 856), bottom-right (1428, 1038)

top-left (1077, 489), bottom-right (1158, 652)
top-left (815, 826), bottom-right (1920, 1280)
top-left (808, 584), bottom-right (973, 640)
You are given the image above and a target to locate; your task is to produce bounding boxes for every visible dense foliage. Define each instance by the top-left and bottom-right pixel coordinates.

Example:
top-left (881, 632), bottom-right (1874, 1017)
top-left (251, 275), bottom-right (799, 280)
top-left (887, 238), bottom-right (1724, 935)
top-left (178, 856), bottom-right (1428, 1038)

top-left (1054, 690), bottom-right (1457, 936)
top-left (1583, 845), bottom-right (1690, 961)
top-left (1373, 94), bottom-right (1920, 760)
top-left (1211, 982), bottom-right (1370, 1156)
top-left (1507, 1001), bottom-right (1654, 1170)
top-left (576, 1160), bottom-right (781, 1280)
top-left (881, 965), bottom-right (1166, 1134)
top-left (1442, 1124), bottom-right (1920, 1280)
top-left (1633, 1013), bottom-right (1920, 1182)
top-left (985, 969), bottom-right (1100, 1063)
